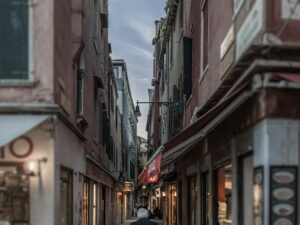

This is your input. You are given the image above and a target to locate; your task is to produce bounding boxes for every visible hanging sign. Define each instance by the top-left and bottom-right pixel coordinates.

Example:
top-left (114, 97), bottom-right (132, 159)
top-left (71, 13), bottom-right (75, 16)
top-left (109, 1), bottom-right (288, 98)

top-left (147, 154), bottom-right (161, 184)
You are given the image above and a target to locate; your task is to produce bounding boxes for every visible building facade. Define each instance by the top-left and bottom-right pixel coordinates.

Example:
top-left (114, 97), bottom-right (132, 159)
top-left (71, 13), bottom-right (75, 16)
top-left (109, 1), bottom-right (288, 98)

top-left (0, 0), bottom-right (123, 225)
top-left (112, 59), bottom-right (139, 219)
top-left (140, 1), bottom-right (300, 225)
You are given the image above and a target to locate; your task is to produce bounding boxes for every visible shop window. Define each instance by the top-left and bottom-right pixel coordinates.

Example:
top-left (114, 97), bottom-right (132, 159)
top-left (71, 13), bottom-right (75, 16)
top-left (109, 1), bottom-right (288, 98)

top-left (92, 183), bottom-right (99, 225)
top-left (188, 176), bottom-right (198, 225)
top-left (101, 187), bottom-right (106, 225)
top-left (60, 168), bottom-right (73, 225)
top-left (0, 165), bottom-right (29, 224)
top-left (76, 53), bottom-right (85, 117)
top-left (201, 171), bottom-right (210, 225)
top-left (200, 0), bottom-right (209, 78)
top-left (239, 155), bottom-right (253, 225)
top-left (83, 178), bottom-right (90, 225)
top-left (0, 0), bottom-right (29, 80)
top-left (215, 165), bottom-right (232, 225)
top-left (168, 184), bottom-right (177, 225)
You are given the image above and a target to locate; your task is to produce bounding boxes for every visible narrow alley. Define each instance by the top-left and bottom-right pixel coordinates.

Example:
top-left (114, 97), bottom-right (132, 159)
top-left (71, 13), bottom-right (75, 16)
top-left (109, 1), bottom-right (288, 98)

top-left (0, 0), bottom-right (300, 225)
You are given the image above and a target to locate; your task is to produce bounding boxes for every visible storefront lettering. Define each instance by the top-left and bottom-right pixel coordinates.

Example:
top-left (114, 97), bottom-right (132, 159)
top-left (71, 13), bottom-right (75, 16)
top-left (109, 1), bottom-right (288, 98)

top-left (0, 136), bottom-right (33, 159)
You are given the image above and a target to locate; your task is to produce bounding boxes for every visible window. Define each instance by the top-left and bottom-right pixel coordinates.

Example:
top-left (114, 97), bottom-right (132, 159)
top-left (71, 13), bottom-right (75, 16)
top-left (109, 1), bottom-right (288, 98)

top-left (130, 161), bottom-right (135, 179)
top-left (0, 0), bottom-right (29, 79)
top-left (188, 175), bottom-right (198, 225)
top-left (60, 168), bottom-right (73, 225)
top-left (239, 155), bottom-right (253, 225)
top-left (83, 178), bottom-right (90, 225)
top-left (215, 164), bottom-right (232, 225)
top-left (77, 54), bottom-right (85, 116)
top-left (113, 67), bottom-right (119, 78)
top-left (92, 183), bottom-right (99, 225)
top-left (201, 172), bottom-right (210, 225)
top-left (168, 184), bottom-right (177, 225)
top-left (200, 0), bottom-right (209, 78)
top-left (94, 83), bottom-right (100, 141)
top-left (101, 187), bottom-right (106, 225)
top-left (0, 165), bottom-right (29, 224)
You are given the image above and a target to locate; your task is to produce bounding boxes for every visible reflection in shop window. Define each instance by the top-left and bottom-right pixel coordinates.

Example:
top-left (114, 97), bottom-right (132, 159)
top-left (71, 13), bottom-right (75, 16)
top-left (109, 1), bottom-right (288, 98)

top-left (216, 165), bottom-right (232, 225)
top-left (201, 172), bottom-right (210, 225)
top-left (0, 165), bottom-right (29, 224)
top-left (188, 176), bottom-right (198, 225)
top-left (83, 178), bottom-right (90, 225)
top-left (60, 168), bottom-right (73, 225)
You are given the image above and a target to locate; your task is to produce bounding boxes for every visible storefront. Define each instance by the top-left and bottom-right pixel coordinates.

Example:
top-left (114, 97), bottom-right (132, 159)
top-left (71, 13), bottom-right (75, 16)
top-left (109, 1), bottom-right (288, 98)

top-left (161, 75), bottom-right (300, 225)
top-left (0, 115), bottom-right (85, 225)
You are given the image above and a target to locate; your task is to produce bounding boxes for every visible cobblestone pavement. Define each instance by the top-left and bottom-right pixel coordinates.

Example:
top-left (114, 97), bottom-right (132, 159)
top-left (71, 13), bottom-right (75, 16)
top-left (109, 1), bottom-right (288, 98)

top-left (119, 218), bottom-right (163, 225)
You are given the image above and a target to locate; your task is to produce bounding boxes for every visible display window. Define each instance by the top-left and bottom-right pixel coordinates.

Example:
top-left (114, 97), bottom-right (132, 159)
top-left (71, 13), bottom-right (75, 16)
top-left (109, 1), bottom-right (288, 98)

top-left (83, 178), bottom-right (90, 225)
top-left (60, 168), bottom-right (73, 225)
top-left (215, 165), bottom-right (232, 225)
top-left (188, 176), bottom-right (198, 225)
top-left (0, 164), bottom-right (29, 225)
top-left (201, 171), bottom-right (210, 225)
top-left (168, 184), bottom-right (177, 225)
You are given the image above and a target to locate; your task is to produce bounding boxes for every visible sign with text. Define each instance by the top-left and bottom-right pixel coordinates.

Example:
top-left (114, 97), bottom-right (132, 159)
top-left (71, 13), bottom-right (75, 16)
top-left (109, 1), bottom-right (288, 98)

top-left (282, 0), bottom-right (300, 20)
top-left (236, 0), bottom-right (263, 60)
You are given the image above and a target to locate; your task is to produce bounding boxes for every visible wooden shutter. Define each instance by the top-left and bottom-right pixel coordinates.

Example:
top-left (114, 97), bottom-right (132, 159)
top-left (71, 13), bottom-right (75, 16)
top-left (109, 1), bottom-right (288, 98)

top-left (0, 0), bottom-right (29, 79)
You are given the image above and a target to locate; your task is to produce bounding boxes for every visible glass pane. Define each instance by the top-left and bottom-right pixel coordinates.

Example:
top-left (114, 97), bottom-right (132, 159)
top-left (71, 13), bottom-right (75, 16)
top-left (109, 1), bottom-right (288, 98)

top-left (0, 165), bottom-right (29, 224)
top-left (60, 168), bottom-right (72, 225)
top-left (0, 0), bottom-right (28, 79)
top-left (217, 165), bottom-right (232, 225)
top-left (201, 172), bottom-right (210, 225)
top-left (243, 156), bottom-right (253, 225)
top-left (188, 176), bottom-right (197, 225)
top-left (83, 179), bottom-right (89, 225)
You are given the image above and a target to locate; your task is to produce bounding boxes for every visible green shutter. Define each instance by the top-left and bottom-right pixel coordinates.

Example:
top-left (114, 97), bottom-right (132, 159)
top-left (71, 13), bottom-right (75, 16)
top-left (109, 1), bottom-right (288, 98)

top-left (0, 0), bottom-right (29, 79)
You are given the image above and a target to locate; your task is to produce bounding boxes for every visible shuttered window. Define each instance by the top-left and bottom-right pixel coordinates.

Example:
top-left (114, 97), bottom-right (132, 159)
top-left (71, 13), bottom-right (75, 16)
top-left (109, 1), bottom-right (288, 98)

top-left (0, 0), bottom-right (29, 79)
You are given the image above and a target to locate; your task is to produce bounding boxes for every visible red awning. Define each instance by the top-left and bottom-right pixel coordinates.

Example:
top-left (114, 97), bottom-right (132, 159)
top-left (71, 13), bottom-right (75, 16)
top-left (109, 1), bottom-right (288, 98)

top-left (274, 73), bottom-right (300, 84)
top-left (138, 146), bottom-right (164, 186)
top-left (138, 168), bottom-right (148, 186)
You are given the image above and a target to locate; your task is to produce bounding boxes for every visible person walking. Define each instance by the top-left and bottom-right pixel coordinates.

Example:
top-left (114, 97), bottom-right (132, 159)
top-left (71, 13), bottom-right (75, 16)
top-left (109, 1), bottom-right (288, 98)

top-left (130, 208), bottom-right (158, 225)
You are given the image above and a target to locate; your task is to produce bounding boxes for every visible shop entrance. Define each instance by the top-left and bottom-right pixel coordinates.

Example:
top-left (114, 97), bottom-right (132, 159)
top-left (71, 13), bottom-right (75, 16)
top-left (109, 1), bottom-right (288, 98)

top-left (0, 164), bottom-right (29, 225)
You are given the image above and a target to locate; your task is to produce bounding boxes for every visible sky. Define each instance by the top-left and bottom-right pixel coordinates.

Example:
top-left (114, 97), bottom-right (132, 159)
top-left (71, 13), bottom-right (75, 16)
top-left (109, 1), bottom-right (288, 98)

top-left (109, 0), bottom-right (165, 139)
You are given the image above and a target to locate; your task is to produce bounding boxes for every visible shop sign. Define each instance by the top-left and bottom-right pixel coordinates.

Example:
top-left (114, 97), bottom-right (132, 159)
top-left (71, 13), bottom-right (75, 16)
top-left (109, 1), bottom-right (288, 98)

top-left (220, 25), bottom-right (234, 60)
top-left (147, 154), bottom-right (161, 184)
top-left (236, 0), bottom-right (263, 60)
top-left (123, 181), bottom-right (134, 192)
top-left (253, 167), bottom-right (264, 225)
top-left (270, 166), bottom-right (297, 225)
top-left (0, 136), bottom-right (34, 160)
top-left (282, 0), bottom-right (300, 20)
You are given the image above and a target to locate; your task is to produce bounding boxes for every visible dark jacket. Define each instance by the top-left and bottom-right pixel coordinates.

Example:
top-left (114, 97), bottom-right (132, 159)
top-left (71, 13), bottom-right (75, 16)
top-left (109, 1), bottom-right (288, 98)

top-left (130, 218), bottom-right (158, 225)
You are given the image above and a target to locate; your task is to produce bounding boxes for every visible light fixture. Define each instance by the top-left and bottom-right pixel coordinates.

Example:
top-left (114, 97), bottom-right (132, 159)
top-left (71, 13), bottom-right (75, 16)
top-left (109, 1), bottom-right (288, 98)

top-left (142, 185), bottom-right (147, 190)
top-left (24, 157), bottom-right (48, 176)
top-left (162, 191), bottom-right (166, 197)
top-left (173, 191), bottom-right (177, 197)
top-left (135, 104), bottom-right (142, 117)
top-left (117, 192), bottom-right (123, 198)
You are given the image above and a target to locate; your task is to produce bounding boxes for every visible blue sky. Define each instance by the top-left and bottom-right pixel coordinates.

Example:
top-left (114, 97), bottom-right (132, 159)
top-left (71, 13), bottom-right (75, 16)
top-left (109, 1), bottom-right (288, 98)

top-left (109, 0), bottom-right (165, 138)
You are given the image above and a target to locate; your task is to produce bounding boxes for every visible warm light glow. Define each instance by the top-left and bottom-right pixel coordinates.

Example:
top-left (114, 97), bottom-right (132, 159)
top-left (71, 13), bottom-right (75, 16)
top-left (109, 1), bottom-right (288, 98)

top-left (162, 191), bottom-right (166, 197)
top-left (25, 160), bottom-right (39, 176)
top-left (142, 185), bottom-right (146, 189)
top-left (173, 191), bottom-right (177, 197)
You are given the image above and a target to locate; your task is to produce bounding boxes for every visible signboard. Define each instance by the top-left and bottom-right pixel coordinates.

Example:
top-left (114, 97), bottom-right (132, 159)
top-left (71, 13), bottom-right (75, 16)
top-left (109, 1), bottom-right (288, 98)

top-left (253, 167), bottom-right (264, 225)
top-left (123, 181), bottom-right (134, 192)
top-left (147, 154), bottom-right (161, 184)
top-left (236, 0), bottom-right (263, 60)
top-left (270, 166), bottom-right (297, 225)
top-left (282, 0), bottom-right (300, 20)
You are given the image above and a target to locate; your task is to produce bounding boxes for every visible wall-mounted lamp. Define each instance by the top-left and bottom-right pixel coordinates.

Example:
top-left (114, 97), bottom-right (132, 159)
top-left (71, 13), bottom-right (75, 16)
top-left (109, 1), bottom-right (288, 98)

top-left (24, 157), bottom-right (48, 176)
top-left (162, 191), bottom-right (166, 197)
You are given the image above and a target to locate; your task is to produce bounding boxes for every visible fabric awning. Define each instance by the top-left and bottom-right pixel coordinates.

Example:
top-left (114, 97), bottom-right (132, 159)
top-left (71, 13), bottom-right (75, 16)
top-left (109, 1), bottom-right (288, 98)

top-left (138, 145), bottom-right (164, 186)
top-left (0, 115), bottom-right (50, 147)
top-left (274, 73), bottom-right (300, 84)
top-left (162, 88), bottom-right (253, 166)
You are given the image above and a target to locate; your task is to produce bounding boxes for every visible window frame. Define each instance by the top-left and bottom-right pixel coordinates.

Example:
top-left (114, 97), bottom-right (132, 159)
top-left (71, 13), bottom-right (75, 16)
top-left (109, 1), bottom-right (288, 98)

top-left (200, 0), bottom-right (209, 82)
top-left (0, 0), bottom-right (34, 85)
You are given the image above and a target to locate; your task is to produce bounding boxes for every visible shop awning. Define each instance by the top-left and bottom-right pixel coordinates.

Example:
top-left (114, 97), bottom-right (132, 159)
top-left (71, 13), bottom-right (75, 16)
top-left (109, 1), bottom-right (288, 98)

top-left (0, 115), bottom-right (50, 147)
top-left (162, 88), bottom-right (253, 166)
top-left (138, 145), bottom-right (164, 186)
top-left (274, 73), bottom-right (300, 84)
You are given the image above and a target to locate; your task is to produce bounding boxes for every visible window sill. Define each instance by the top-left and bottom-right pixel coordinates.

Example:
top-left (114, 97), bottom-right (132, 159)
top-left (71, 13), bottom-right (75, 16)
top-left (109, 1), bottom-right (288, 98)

top-left (0, 80), bottom-right (38, 87)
